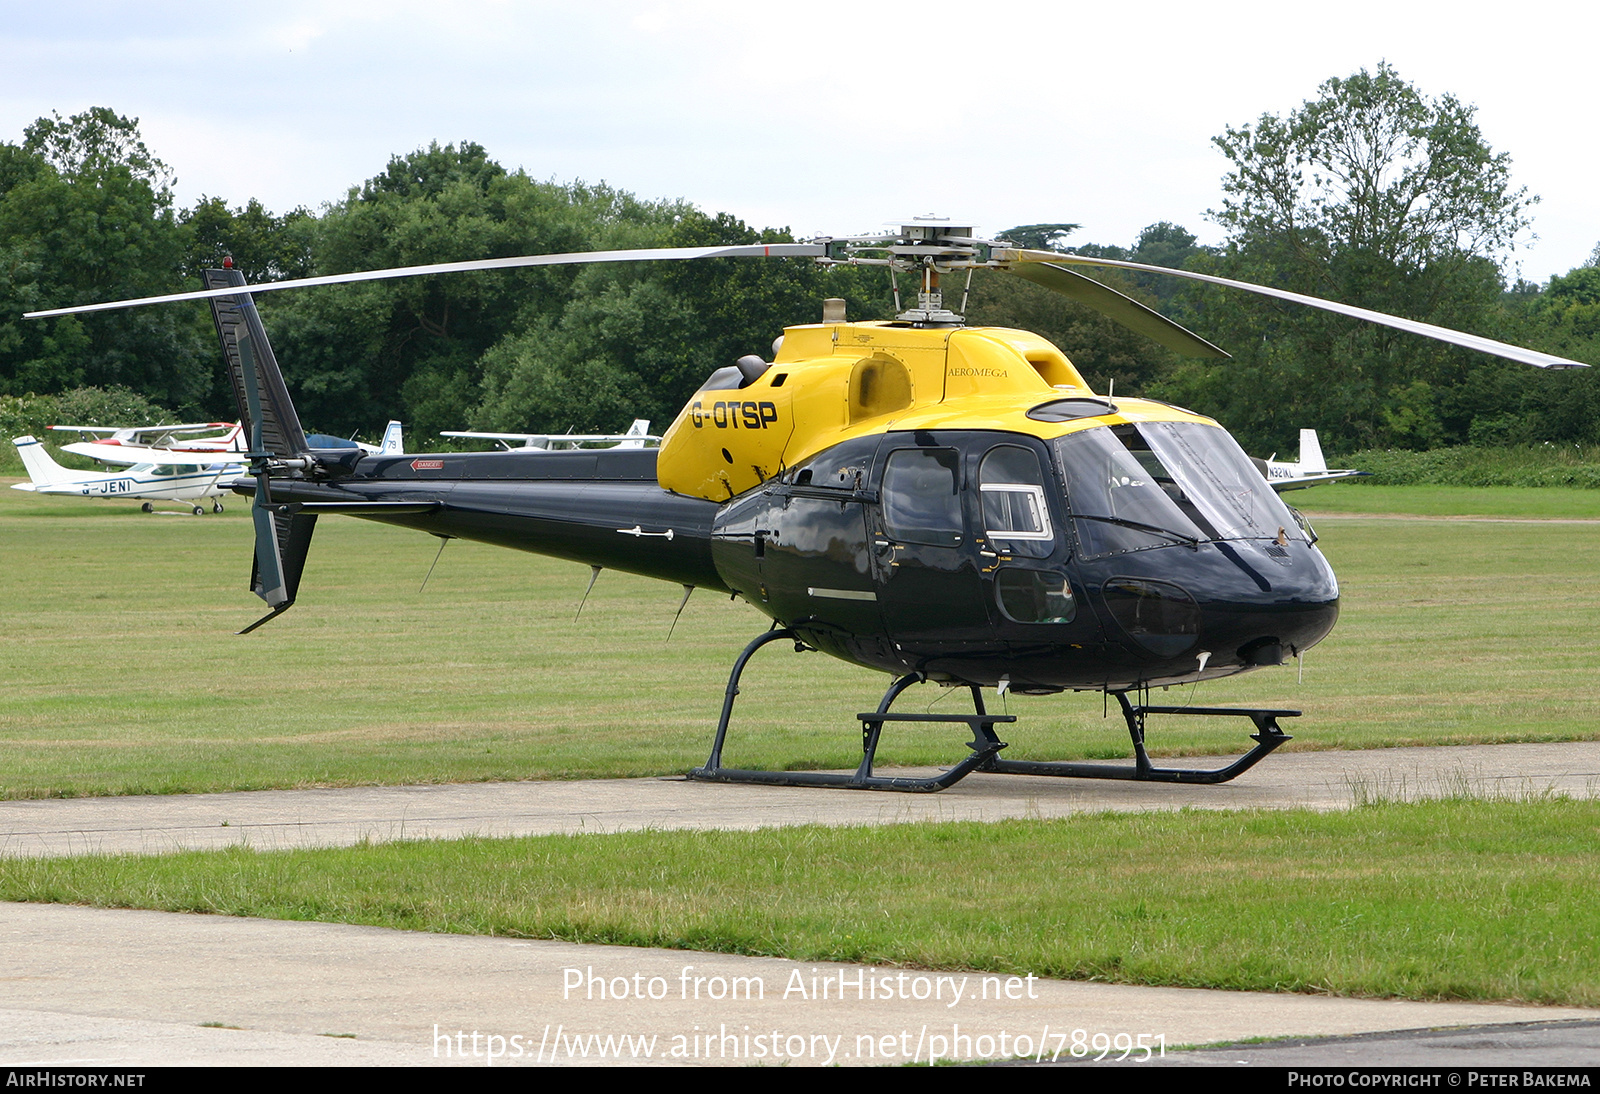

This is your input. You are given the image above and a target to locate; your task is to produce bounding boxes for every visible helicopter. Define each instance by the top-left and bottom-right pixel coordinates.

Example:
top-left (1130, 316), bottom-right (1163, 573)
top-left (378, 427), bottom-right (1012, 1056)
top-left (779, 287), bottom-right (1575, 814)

top-left (26, 222), bottom-right (1587, 792)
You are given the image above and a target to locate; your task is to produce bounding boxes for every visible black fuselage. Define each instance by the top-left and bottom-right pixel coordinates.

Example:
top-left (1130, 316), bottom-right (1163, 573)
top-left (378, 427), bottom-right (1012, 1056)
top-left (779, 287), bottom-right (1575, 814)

top-left (254, 430), bottom-right (1339, 692)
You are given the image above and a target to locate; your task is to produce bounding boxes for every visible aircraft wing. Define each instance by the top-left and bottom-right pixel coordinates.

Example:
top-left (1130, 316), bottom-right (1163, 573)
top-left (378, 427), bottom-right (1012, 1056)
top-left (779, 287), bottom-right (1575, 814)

top-left (49, 422), bottom-right (232, 440)
top-left (1268, 469), bottom-right (1371, 492)
top-left (60, 441), bottom-right (248, 467)
top-left (441, 425), bottom-right (661, 449)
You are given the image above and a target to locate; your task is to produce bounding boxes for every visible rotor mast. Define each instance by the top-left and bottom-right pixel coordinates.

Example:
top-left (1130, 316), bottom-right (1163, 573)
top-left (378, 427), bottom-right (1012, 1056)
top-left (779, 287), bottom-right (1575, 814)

top-left (817, 217), bottom-right (988, 327)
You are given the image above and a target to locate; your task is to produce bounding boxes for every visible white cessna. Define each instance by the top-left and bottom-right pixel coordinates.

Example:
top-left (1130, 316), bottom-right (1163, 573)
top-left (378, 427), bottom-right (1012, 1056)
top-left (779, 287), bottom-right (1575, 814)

top-left (12, 421), bottom-right (405, 514)
top-left (55, 419), bottom-right (404, 463)
top-left (1258, 429), bottom-right (1367, 491)
top-left (441, 418), bottom-right (656, 450)
top-left (12, 435), bottom-right (245, 514)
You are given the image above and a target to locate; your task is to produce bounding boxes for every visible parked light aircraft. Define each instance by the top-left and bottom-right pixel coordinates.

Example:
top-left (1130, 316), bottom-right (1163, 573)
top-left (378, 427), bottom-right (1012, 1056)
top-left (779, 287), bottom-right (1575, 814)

top-left (441, 419), bottom-right (656, 450)
top-left (49, 421), bottom-right (244, 452)
top-left (302, 421), bottom-right (406, 457)
top-left (11, 435), bottom-right (245, 514)
top-left (60, 419), bottom-right (402, 468)
top-left (57, 422), bottom-right (246, 467)
top-left (1257, 430), bottom-right (1367, 491)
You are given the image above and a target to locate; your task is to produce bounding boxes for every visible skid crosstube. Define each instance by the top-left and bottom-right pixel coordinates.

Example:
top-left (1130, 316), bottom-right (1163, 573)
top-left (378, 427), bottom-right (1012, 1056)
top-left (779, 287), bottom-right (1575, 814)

top-left (686, 629), bottom-right (1298, 792)
top-left (687, 629), bottom-right (1014, 792)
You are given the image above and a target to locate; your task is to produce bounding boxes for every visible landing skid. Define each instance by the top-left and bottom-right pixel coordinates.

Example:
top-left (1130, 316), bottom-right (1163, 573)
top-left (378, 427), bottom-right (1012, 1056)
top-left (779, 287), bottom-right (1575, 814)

top-left (686, 629), bottom-right (1298, 792)
top-left (983, 693), bottom-right (1298, 785)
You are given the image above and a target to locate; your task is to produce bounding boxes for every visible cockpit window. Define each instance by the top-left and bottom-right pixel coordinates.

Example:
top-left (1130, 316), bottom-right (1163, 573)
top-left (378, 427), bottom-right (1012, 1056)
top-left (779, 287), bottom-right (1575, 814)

top-left (1138, 421), bottom-right (1300, 542)
top-left (1054, 423), bottom-right (1302, 558)
top-left (882, 447), bottom-right (963, 547)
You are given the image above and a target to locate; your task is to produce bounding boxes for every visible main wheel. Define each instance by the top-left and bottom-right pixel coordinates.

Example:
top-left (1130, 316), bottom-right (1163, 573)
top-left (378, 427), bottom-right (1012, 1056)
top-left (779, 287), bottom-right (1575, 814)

top-left (192, 505), bottom-right (205, 516)
top-left (140, 502), bottom-right (153, 513)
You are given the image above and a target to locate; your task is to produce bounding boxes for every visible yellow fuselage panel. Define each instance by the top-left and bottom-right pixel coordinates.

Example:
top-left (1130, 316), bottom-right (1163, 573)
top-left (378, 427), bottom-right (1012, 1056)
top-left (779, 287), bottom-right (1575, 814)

top-left (656, 321), bottom-right (1196, 501)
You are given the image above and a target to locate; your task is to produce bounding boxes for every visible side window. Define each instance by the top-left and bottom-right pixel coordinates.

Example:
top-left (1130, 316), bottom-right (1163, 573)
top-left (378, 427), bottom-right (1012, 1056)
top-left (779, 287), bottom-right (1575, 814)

top-left (994, 569), bottom-right (1076, 624)
top-left (980, 445), bottom-right (1054, 559)
top-left (882, 447), bottom-right (963, 547)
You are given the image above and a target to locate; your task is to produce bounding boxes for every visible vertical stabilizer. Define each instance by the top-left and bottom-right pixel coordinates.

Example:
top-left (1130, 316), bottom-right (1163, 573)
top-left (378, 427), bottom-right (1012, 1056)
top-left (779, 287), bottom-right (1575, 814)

top-left (1297, 429), bottom-right (1328, 474)
top-left (201, 269), bottom-right (319, 632)
top-left (202, 269), bottom-right (309, 457)
top-left (380, 420), bottom-right (404, 455)
top-left (12, 436), bottom-right (73, 487)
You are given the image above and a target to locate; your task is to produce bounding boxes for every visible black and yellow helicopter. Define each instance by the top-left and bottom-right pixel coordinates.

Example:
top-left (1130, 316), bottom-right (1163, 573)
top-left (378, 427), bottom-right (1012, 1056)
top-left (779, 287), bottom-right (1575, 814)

top-left (28, 221), bottom-right (1586, 791)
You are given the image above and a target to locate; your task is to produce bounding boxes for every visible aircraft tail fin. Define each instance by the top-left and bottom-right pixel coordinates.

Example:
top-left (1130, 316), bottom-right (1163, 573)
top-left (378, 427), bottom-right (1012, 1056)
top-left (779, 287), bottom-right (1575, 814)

top-left (202, 269), bottom-right (309, 459)
top-left (12, 435), bottom-right (74, 487)
top-left (242, 507), bottom-right (318, 632)
top-left (1297, 429), bottom-right (1328, 474)
top-left (201, 269), bottom-right (318, 631)
top-left (380, 420), bottom-right (404, 455)
top-left (618, 419), bottom-right (651, 449)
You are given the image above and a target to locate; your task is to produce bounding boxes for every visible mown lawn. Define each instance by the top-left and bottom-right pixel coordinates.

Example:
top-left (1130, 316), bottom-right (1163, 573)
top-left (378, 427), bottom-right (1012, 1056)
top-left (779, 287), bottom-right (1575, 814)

top-left (4, 481), bottom-right (1599, 797)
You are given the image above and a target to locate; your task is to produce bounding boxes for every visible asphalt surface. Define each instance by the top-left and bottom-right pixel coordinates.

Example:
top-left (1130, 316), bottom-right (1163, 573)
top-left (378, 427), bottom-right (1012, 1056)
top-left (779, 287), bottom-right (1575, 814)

top-left (2, 741), bottom-right (1596, 858)
top-left (2, 741), bottom-right (1597, 1067)
top-left (3, 903), bottom-right (1597, 1068)
top-left (1121, 1020), bottom-right (1600, 1068)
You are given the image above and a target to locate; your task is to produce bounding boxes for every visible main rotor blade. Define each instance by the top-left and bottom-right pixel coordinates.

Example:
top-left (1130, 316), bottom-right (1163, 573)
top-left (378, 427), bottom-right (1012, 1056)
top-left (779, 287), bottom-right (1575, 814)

top-left (1005, 262), bottom-right (1229, 359)
top-left (999, 249), bottom-right (1587, 370)
top-left (24, 243), bottom-right (828, 319)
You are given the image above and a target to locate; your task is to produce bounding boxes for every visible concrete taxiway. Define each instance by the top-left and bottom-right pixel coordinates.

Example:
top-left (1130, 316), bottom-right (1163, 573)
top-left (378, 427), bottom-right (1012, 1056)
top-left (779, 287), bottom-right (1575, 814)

top-left (2, 741), bottom-right (1597, 858)
top-left (3, 903), bottom-right (1598, 1067)
top-left (2, 742), bottom-right (1597, 1066)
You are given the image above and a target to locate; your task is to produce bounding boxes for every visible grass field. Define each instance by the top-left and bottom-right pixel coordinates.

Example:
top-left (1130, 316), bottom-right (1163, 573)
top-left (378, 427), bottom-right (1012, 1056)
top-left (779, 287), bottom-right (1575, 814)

top-left (1298, 482), bottom-right (1600, 518)
top-left (3, 797), bottom-right (1596, 1005)
top-left (4, 479), bottom-right (1600, 798)
top-left (4, 479), bottom-right (1599, 1006)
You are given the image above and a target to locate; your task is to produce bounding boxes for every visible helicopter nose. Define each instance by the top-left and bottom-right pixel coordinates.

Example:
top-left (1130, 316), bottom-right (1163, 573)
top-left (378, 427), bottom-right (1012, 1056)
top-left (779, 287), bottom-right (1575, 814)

top-left (1098, 542), bottom-right (1339, 670)
top-left (1199, 543), bottom-right (1340, 664)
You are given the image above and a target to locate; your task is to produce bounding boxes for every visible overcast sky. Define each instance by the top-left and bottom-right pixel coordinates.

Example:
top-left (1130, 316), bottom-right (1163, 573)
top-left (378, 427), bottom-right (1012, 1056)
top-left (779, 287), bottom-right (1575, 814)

top-left (3, 1), bottom-right (1594, 284)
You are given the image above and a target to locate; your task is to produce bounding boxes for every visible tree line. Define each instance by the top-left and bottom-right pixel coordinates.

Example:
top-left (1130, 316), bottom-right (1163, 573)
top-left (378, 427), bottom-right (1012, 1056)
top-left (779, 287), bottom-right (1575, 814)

top-left (3, 72), bottom-right (1597, 457)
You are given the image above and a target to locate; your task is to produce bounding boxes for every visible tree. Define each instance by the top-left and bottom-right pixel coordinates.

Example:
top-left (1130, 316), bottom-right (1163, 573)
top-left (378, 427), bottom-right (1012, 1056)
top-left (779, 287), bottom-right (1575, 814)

top-left (962, 223), bottom-right (1207, 396)
top-left (180, 197), bottom-right (314, 285)
top-left (997, 223), bottom-right (1080, 252)
top-left (0, 109), bottom-right (208, 406)
top-left (22, 107), bottom-right (174, 198)
top-left (1162, 64), bottom-right (1537, 452)
top-left (1211, 63), bottom-right (1532, 276)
